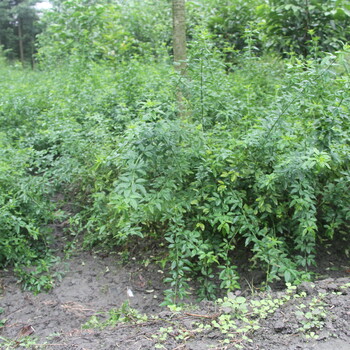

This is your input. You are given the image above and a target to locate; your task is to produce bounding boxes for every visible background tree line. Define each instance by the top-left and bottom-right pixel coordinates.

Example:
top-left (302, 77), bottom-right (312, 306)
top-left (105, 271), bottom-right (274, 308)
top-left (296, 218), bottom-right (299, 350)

top-left (0, 0), bottom-right (41, 65)
top-left (1, 0), bottom-right (350, 65)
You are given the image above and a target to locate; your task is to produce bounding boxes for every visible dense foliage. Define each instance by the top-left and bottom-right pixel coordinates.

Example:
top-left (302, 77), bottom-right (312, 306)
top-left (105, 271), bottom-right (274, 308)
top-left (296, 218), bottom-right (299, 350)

top-left (206, 0), bottom-right (350, 60)
top-left (36, 0), bottom-right (171, 64)
top-left (1, 0), bottom-right (350, 302)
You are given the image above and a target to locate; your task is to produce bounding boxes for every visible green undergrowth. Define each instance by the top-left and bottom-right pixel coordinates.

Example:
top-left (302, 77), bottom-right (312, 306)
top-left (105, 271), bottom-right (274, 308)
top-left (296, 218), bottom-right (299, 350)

top-left (1, 44), bottom-right (350, 299)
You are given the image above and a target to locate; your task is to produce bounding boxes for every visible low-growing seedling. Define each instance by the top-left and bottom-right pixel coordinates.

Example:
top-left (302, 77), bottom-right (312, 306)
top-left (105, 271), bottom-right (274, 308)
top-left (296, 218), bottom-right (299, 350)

top-left (340, 282), bottom-right (350, 290)
top-left (190, 286), bottom-right (297, 348)
top-left (0, 335), bottom-right (43, 350)
top-left (0, 307), bottom-right (6, 328)
top-left (83, 301), bottom-right (148, 329)
top-left (186, 282), bottom-right (317, 348)
top-left (14, 256), bottom-right (63, 294)
top-left (295, 294), bottom-right (327, 339)
top-left (152, 325), bottom-right (195, 348)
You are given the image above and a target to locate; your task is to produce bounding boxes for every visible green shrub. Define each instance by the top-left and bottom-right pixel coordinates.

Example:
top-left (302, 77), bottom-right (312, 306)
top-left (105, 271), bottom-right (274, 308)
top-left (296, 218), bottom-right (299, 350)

top-left (264, 0), bottom-right (350, 57)
top-left (73, 50), bottom-right (350, 304)
top-left (203, 0), bottom-right (350, 60)
top-left (1, 24), bottom-right (349, 302)
top-left (0, 138), bottom-right (54, 268)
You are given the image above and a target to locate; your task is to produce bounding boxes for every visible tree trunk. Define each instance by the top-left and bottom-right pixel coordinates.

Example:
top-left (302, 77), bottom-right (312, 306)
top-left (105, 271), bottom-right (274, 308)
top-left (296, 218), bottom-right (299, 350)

top-left (18, 18), bottom-right (24, 65)
top-left (172, 0), bottom-right (186, 74)
top-left (172, 0), bottom-right (187, 116)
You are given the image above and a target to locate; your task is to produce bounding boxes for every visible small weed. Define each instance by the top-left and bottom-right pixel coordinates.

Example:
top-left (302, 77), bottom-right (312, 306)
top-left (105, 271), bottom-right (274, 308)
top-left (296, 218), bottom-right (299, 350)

top-left (0, 335), bottom-right (43, 349)
top-left (83, 301), bottom-right (148, 329)
top-left (152, 326), bottom-right (173, 343)
top-left (0, 307), bottom-right (6, 328)
top-left (340, 282), bottom-right (350, 290)
top-left (167, 304), bottom-right (184, 313)
top-left (14, 256), bottom-right (63, 294)
top-left (152, 326), bottom-right (194, 348)
top-left (295, 294), bottom-right (327, 339)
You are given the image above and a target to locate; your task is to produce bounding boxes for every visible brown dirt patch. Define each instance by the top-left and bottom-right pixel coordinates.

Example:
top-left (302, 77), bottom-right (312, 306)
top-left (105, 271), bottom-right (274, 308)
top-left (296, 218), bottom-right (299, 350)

top-left (0, 227), bottom-right (349, 349)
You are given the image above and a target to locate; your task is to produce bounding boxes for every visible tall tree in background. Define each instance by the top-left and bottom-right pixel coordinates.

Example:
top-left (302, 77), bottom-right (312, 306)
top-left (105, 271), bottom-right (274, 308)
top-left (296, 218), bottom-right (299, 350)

top-left (172, 0), bottom-right (186, 75)
top-left (172, 0), bottom-right (187, 116)
top-left (0, 1), bottom-right (13, 51)
top-left (0, 0), bottom-right (40, 64)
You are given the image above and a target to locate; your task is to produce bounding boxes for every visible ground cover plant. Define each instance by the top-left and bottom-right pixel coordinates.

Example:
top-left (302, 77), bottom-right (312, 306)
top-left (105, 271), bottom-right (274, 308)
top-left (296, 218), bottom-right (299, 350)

top-left (0, 0), bottom-right (349, 307)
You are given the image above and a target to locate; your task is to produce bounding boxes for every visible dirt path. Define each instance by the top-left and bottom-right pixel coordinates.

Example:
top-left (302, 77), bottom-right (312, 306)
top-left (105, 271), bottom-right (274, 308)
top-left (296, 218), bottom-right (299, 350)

top-left (1, 245), bottom-right (349, 350)
top-left (0, 219), bottom-right (349, 350)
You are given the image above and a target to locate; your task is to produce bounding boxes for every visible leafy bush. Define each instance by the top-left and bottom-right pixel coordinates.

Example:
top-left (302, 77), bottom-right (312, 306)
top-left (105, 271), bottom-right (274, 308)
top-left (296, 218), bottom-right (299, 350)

top-left (0, 63), bottom-right (90, 290)
top-left (264, 0), bottom-right (350, 57)
top-left (70, 49), bottom-right (350, 304)
top-left (203, 0), bottom-right (350, 60)
top-left (205, 0), bottom-right (263, 62)
top-left (0, 137), bottom-right (54, 268)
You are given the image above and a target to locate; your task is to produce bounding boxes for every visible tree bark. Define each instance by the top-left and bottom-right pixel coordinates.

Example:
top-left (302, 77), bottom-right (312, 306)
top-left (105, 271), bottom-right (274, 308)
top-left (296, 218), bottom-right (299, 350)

top-left (172, 0), bottom-right (186, 75)
top-left (18, 17), bottom-right (24, 65)
top-left (172, 0), bottom-right (187, 117)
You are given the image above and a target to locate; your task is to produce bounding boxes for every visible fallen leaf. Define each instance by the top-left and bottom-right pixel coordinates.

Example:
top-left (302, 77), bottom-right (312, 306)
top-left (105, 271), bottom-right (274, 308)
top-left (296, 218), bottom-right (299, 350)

top-left (18, 325), bottom-right (35, 337)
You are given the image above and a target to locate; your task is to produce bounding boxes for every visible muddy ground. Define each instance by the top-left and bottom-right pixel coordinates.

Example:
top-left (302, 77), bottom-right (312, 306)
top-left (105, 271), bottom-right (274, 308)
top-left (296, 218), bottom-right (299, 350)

top-left (0, 225), bottom-right (349, 350)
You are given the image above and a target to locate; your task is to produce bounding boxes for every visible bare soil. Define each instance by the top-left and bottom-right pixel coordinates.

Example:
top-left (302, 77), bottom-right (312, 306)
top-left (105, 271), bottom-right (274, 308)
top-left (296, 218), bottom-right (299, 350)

top-left (0, 226), bottom-right (349, 350)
